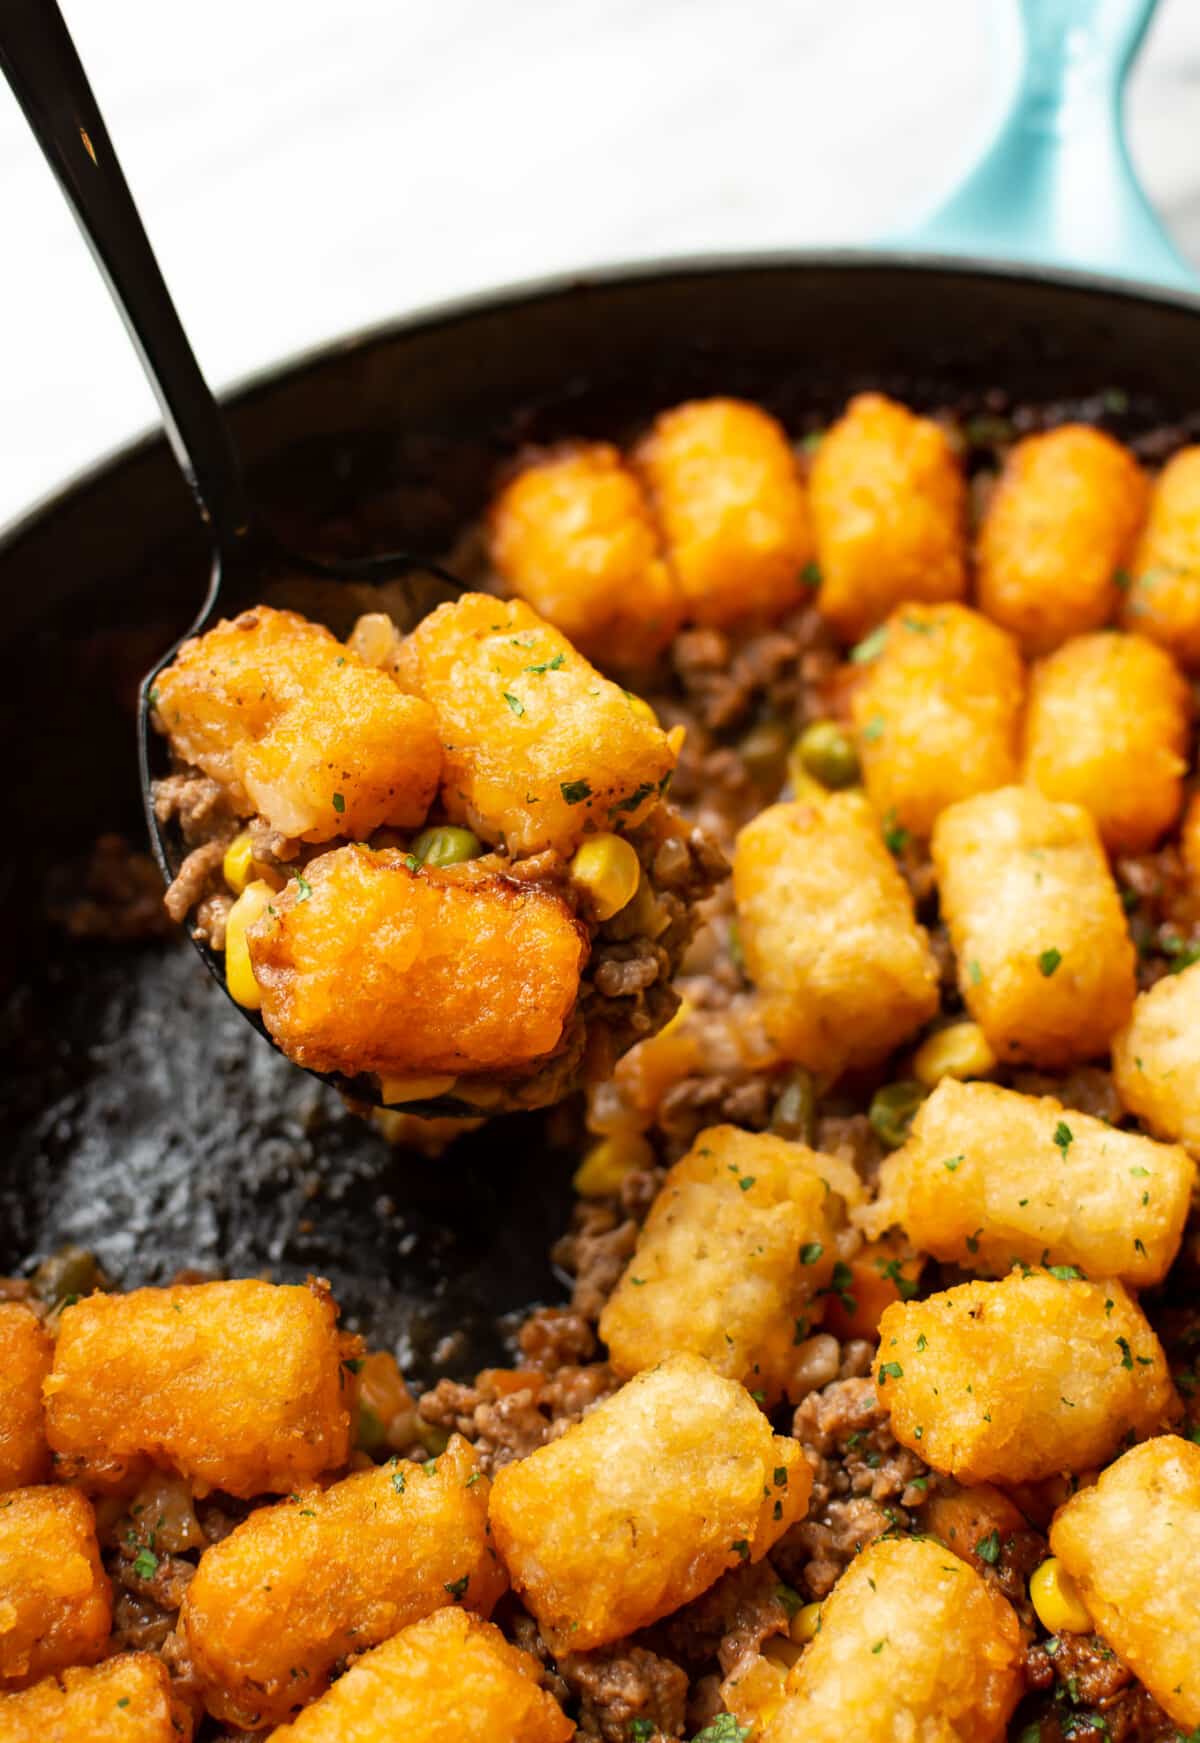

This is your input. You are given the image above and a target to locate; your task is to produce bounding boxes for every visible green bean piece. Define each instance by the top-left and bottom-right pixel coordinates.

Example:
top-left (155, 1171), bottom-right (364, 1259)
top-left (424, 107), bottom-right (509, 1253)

top-left (771, 1068), bottom-right (817, 1145)
top-left (868, 1080), bottom-right (928, 1151)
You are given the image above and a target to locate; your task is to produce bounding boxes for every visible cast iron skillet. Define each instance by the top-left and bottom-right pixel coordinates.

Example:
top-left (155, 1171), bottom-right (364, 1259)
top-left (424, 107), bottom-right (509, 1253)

top-left (1, 0), bottom-right (1197, 1380)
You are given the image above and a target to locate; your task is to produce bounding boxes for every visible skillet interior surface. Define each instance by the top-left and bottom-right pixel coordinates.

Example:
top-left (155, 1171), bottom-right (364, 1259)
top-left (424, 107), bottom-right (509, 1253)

top-left (4, 254), bottom-right (1200, 1379)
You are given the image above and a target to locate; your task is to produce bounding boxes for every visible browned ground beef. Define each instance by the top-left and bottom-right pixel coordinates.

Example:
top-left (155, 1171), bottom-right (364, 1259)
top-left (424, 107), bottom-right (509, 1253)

top-left (558, 1642), bottom-right (690, 1740)
top-left (416, 1360), bottom-right (618, 1473)
top-left (776, 1377), bottom-right (936, 1599)
top-left (657, 1561), bottom-right (790, 1674)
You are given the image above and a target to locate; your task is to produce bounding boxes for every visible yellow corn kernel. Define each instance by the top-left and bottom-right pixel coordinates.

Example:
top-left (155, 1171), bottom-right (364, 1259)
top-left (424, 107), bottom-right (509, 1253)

top-left (625, 692), bottom-right (659, 726)
top-left (378, 1074), bottom-right (458, 1105)
top-left (1030, 1558), bottom-right (1092, 1635)
top-left (347, 610), bottom-right (400, 668)
top-left (667, 723), bottom-right (687, 757)
top-left (570, 832), bottom-right (642, 921)
top-left (912, 1021), bottom-right (998, 1088)
top-left (574, 1132), bottom-right (656, 1198)
top-left (792, 1601), bottom-right (823, 1644)
top-left (224, 879), bottom-right (275, 1009)
top-left (223, 829), bottom-right (256, 895)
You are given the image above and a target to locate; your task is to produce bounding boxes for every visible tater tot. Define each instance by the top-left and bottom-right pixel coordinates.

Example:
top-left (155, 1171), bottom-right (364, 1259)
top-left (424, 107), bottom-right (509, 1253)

top-left (265, 1607), bottom-right (572, 1743)
top-left (876, 1272), bottom-right (1177, 1484)
top-left (808, 392), bottom-right (967, 640)
top-left (0, 1654), bottom-right (193, 1743)
top-left (233, 664), bottom-right (442, 842)
top-left (976, 425), bottom-right (1148, 654)
top-left (44, 1280), bottom-right (351, 1497)
top-left (1022, 631), bottom-right (1190, 852)
top-left (488, 444), bottom-right (683, 669)
top-left (1121, 447), bottom-right (1200, 665)
top-left (633, 398), bottom-right (813, 627)
top-left (733, 795), bottom-right (938, 1076)
top-left (0, 1487), bottom-right (110, 1687)
top-left (755, 1538), bottom-right (1022, 1743)
top-left (183, 1438), bottom-right (504, 1729)
top-left (155, 606), bottom-right (440, 842)
top-left (152, 606), bottom-right (339, 795)
top-left (395, 594), bottom-right (676, 855)
top-left (859, 1078), bottom-right (1194, 1286)
top-left (932, 786), bottom-right (1136, 1068)
top-left (247, 846), bottom-right (585, 1083)
top-left (851, 603), bottom-right (1024, 837)
top-left (1050, 1436), bottom-right (1200, 1730)
top-left (0, 1303), bottom-right (52, 1491)
top-left (1112, 959), bottom-right (1200, 1153)
top-left (599, 1125), bottom-right (863, 1398)
top-left (488, 1354), bottom-right (809, 1652)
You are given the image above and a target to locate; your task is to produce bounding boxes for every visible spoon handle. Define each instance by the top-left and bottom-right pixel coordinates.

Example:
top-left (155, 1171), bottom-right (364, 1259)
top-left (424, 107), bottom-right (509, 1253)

top-left (0, 0), bottom-right (251, 551)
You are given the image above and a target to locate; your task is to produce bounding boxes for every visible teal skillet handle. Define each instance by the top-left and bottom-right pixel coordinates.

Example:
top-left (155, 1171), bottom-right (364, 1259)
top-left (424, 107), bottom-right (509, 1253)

top-left (894, 0), bottom-right (1197, 292)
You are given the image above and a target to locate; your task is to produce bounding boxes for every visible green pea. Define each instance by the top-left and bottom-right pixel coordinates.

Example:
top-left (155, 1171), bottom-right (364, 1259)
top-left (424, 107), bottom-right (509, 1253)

top-left (771, 1067), bottom-right (817, 1145)
top-left (795, 720), bottom-right (860, 790)
top-left (411, 826), bottom-right (482, 869)
top-left (33, 1245), bottom-right (102, 1308)
top-left (869, 1080), bottom-right (927, 1151)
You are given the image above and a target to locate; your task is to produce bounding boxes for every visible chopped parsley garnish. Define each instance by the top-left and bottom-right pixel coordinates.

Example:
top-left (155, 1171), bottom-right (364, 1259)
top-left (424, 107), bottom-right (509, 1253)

top-left (611, 781), bottom-right (656, 814)
top-left (799, 1242), bottom-right (824, 1266)
top-left (1054, 1121), bottom-right (1074, 1157)
top-left (1038, 947), bottom-right (1062, 977)
top-left (403, 853), bottom-right (421, 873)
top-left (916, 1332), bottom-right (927, 1352)
top-left (877, 1361), bottom-right (903, 1383)
top-left (737, 1175), bottom-right (756, 1192)
top-left (942, 1154), bottom-right (964, 1172)
top-left (882, 808), bottom-right (909, 854)
top-left (861, 714), bottom-right (885, 744)
top-left (391, 1469), bottom-right (407, 1495)
top-left (820, 1259), bottom-right (856, 1315)
top-left (876, 1256), bottom-right (917, 1300)
top-left (1048, 1265), bottom-right (1083, 1281)
top-left (131, 1548), bottom-right (159, 1580)
top-left (731, 1538), bottom-right (751, 1561)
top-left (967, 959), bottom-right (983, 986)
top-left (525, 651), bottom-right (565, 674)
top-left (774, 1581), bottom-right (802, 1617)
top-left (800, 560), bottom-right (821, 589)
top-left (560, 779), bottom-right (592, 805)
top-left (1116, 1337), bottom-right (1134, 1370)
top-left (974, 1529), bottom-right (1001, 1565)
top-left (503, 692), bottom-right (525, 716)
top-left (331, 791), bottom-right (345, 813)
top-left (628, 1722), bottom-right (655, 1741)
top-left (294, 873), bottom-right (313, 902)
top-left (444, 1574), bottom-right (469, 1600)
top-left (692, 1717), bottom-right (751, 1743)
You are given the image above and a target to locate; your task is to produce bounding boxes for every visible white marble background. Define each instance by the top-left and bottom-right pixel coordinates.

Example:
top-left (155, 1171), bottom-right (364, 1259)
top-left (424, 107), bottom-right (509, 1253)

top-left (1, 0), bottom-right (1199, 529)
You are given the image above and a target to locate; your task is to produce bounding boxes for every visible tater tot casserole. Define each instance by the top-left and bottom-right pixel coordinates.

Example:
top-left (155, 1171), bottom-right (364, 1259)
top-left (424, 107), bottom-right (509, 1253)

top-left (14, 387), bottom-right (1200, 1743)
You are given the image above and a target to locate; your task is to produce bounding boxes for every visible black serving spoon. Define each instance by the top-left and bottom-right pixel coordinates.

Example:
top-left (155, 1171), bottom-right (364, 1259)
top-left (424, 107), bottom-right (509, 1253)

top-left (0, 0), bottom-right (473, 1114)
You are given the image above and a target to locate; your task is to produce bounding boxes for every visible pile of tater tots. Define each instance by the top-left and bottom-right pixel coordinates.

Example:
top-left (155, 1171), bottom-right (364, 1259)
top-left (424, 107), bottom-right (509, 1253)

top-left (11, 391), bottom-right (1200, 1741)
